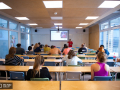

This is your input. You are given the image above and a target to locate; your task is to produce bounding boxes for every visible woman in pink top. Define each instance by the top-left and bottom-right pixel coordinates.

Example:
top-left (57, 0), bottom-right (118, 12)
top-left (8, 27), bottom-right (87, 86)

top-left (63, 45), bottom-right (71, 55)
top-left (91, 52), bottom-right (110, 80)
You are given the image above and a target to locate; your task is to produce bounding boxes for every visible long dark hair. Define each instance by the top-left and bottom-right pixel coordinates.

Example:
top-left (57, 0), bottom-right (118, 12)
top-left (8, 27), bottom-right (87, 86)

top-left (68, 50), bottom-right (75, 59)
top-left (6, 47), bottom-right (16, 59)
top-left (32, 55), bottom-right (44, 78)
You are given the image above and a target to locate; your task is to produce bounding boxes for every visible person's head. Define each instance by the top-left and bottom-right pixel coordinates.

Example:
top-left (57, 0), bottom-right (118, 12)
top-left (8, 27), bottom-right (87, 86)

top-left (68, 50), bottom-right (75, 59)
top-left (31, 44), bottom-right (34, 46)
top-left (69, 39), bottom-right (71, 41)
top-left (51, 45), bottom-right (54, 49)
top-left (28, 46), bottom-right (32, 51)
top-left (100, 45), bottom-right (104, 48)
top-left (16, 43), bottom-right (21, 47)
top-left (34, 43), bottom-right (39, 50)
top-left (33, 55), bottom-right (44, 70)
top-left (98, 47), bottom-right (105, 52)
top-left (81, 44), bottom-right (84, 48)
top-left (65, 45), bottom-right (68, 48)
top-left (6, 47), bottom-right (16, 59)
top-left (64, 44), bottom-right (67, 48)
top-left (38, 42), bottom-right (41, 46)
top-left (45, 44), bottom-right (48, 47)
top-left (97, 52), bottom-right (107, 63)
top-left (32, 55), bottom-right (44, 78)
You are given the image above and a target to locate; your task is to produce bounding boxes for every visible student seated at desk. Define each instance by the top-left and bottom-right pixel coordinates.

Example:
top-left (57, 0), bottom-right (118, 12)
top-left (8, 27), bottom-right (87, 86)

top-left (78, 44), bottom-right (87, 54)
top-left (63, 45), bottom-right (71, 55)
top-left (49, 45), bottom-right (61, 55)
top-left (91, 52), bottom-right (110, 80)
top-left (34, 43), bottom-right (41, 52)
top-left (62, 50), bottom-right (82, 66)
top-left (16, 43), bottom-right (26, 55)
top-left (26, 55), bottom-right (52, 81)
top-left (5, 47), bottom-right (24, 65)
top-left (44, 44), bottom-right (51, 52)
top-left (27, 46), bottom-right (35, 55)
top-left (61, 44), bottom-right (67, 52)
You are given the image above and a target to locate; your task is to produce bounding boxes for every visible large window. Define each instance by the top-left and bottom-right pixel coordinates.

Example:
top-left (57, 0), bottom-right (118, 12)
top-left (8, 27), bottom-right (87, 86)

top-left (21, 33), bottom-right (30, 50)
top-left (0, 18), bottom-right (8, 28)
top-left (9, 21), bottom-right (18, 30)
top-left (21, 26), bottom-right (25, 32)
top-left (110, 17), bottom-right (120, 27)
top-left (26, 28), bottom-right (30, 33)
top-left (0, 29), bottom-right (8, 58)
top-left (9, 31), bottom-right (18, 47)
top-left (100, 29), bottom-right (120, 56)
top-left (100, 22), bottom-right (109, 30)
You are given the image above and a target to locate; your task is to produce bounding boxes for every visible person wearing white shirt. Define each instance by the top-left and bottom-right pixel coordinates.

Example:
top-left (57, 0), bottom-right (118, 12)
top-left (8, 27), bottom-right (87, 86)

top-left (62, 50), bottom-right (82, 66)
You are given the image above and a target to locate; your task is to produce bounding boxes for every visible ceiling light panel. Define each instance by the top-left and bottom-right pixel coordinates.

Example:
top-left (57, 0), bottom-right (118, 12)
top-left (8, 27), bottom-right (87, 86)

top-left (98, 1), bottom-right (120, 8)
top-left (0, 2), bottom-right (12, 9)
top-left (76, 27), bottom-right (82, 28)
top-left (15, 17), bottom-right (29, 20)
top-left (28, 23), bottom-right (38, 25)
top-left (54, 23), bottom-right (62, 25)
top-left (56, 27), bottom-right (62, 28)
top-left (86, 16), bottom-right (99, 20)
top-left (43, 1), bottom-right (63, 8)
top-left (51, 17), bottom-right (63, 20)
top-left (79, 23), bottom-right (88, 25)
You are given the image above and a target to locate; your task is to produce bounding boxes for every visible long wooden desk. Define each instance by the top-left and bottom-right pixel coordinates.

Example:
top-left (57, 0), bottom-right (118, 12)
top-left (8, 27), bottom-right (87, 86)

top-left (61, 81), bottom-right (120, 90)
top-left (16, 55), bottom-right (97, 59)
top-left (0, 80), bottom-right (59, 90)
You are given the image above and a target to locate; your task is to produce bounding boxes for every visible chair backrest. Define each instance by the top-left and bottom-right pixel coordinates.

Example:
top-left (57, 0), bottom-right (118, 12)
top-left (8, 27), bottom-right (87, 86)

top-left (78, 57), bottom-right (85, 59)
top-left (94, 76), bottom-right (112, 81)
top-left (57, 47), bottom-right (60, 49)
top-left (21, 56), bottom-right (29, 59)
top-left (106, 62), bottom-right (115, 66)
top-left (44, 62), bottom-right (56, 66)
top-left (30, 78), bottom-right (49, 81)
top-left (90, 51), bottom-right (96, 53)
top-left (68, 65), bottom-right (80, 66)
top-left (0, 61), bottom-right (4, 65)
top-left (72, 48), bottom-right (75, 50)
top-left (10, 71), bottom-right (25, 80)
top-left (107, 57), bottom-right (113, 59)
top-left (76, 47), bottom-right (79, 49)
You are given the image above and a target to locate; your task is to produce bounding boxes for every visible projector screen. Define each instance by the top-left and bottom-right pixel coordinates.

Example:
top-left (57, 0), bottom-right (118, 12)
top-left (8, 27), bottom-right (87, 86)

top-left (50, 30), bottom-right (69, 41)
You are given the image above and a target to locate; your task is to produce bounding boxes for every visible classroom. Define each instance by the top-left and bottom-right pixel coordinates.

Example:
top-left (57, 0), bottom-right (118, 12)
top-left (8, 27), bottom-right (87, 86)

top-left (0, 0), bottom-right (120, 90)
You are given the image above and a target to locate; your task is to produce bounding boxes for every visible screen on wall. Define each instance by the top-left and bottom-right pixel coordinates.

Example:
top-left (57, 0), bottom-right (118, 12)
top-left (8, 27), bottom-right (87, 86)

top-left (50, 30), bottom-right (69, 41)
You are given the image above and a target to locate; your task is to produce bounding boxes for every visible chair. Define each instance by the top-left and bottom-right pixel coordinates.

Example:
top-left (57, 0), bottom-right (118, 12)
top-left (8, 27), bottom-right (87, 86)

top-left (21, 56), bottom-right (29, 59)
top-left (30, 78), bottom-right (49, 81)
top-left (78, 57), bottom-right (85, 59)
top-left (66, 65), bottom-right (82, 80)
top-left (0, 61), bottom-right (4, 65)
top-left (72, 48), bottom-right (75, 50)
top-left (94, 76), bottom-right (112, 81)
top-left (106, 62), bottom-right (115, 66)
top-left (9, 71), bottom-right (25, 80)
top-left (57, 47), bottom-right (61, 49)
top-left (76, 47), bottom-right (79, 49)
top-left (90, 51), bottom-right (96, 53)
top-left (44, 62), bottom-right (56, 66)
top-left (107, 57), bottom-right (113, 59)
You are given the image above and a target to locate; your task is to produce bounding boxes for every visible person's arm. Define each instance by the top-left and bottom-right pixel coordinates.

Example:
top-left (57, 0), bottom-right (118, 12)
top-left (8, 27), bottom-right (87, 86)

top-left (15, 56), bottom-right (24, 65)
top-left (96, 50), bottom-right (99, 54)
top-left (76, 57), bottom-right (82, 63)
top-left (58, 49), bottom-right (61, 54)
top-left (91, 64), bottom-right (94, 80)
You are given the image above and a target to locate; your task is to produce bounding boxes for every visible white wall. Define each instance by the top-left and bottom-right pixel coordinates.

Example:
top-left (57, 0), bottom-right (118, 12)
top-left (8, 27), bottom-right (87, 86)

top-left (31, 28), bottom-right (89, 48)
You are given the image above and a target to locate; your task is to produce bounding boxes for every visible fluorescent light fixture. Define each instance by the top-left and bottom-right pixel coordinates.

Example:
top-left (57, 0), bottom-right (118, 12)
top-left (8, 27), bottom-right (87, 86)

top-left (98, 1), bottom-right (120, 8)
top-left (86, 16), bottom-right (99, 20)
top-left (56, 27), bottom-right (62, 28)
top-left (76, 27), bottom-right (82, 28)
top-left (15, 17), bottom-right (29, 20)
top-left (54, 23), bottom-right (62, 25)
top-left (79, 23), bottom-right (88, 25)
top-left (28, 23), bottom-right (38, 25)
top-left (43, 1), bottom-right (63, 8)
top-left (51, 17), bottom-right (63, 20)
top-left (0, 2), bottom-right (12, 9)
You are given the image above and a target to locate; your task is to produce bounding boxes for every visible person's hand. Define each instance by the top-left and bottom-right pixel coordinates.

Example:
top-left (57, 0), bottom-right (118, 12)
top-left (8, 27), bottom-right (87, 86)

top-left (20, 57), bottom-right (24, 59)
top-left (50, 79), bottom-right (53, 81)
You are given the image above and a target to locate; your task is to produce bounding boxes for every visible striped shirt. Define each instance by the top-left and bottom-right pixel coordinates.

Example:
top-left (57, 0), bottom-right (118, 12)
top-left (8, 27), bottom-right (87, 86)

top-left (5, 55), bottom-right (24, 65)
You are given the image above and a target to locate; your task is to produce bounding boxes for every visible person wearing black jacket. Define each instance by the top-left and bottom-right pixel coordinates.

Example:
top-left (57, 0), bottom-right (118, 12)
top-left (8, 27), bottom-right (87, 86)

top-left (26, 55), bottom-right (52, 81)
top-left (78, 44), bottom-right (87, 54)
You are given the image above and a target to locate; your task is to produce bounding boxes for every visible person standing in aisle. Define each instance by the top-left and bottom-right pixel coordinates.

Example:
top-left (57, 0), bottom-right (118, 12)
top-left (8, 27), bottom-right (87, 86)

top-left (67, 39), bottom-right (73, 47)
